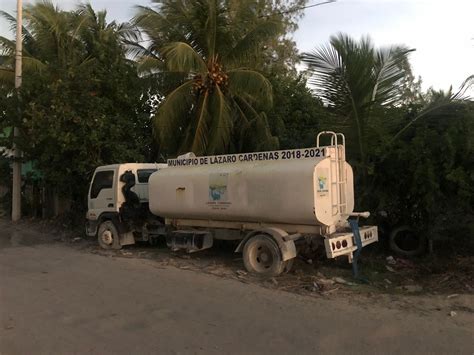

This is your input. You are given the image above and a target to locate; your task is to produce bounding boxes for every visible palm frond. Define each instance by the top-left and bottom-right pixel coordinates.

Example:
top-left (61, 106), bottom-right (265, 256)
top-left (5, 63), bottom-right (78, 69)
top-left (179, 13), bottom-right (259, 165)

top-left (251, 113), bottom-right (279, 151)
top-left (303, 33), bottom-right (414, 112)
top-left (0, 67), bottom-right (14, 84)
top-left (207, 86), bottom-right (232, 153)
top-left (227, 68), bottom-right (273, 108)
top-left (122, 39), bottom-right (153, 60)
top-left (191, 91), bottom-right (210, 154)
top-left (454, 74), bottom-right (474, 100)
top-left (24, 1), bottom-right (66, 40)
top-left (204, 0), bottom-right (218, 58)
top-left (161, 41), bottom-right (207, 73)
top-left (154, 79), bottom-right (195, 150)
top-left (301, 40), bottom-right (352, 110)
top-left (22, 56), bottom-right (47, 72)
top-left (0, 36), bottom-right (15, 57)
top-left (77, 56), bottom-right (96, 71)
top-left (0, 10), bottom-right (34, 42)
top-left (372, 46), bottom-right (415, 105)
top-left (239, 111), bottom-right (279, 152)
top-left (132, 5), bottom-right (188, 45)
top-left (224, 19), bottom-right (282, 65)
top-left (391, 74), bottom-right (474, 144)
top-left (0, 10), bottom-right (19, 35)
top-left (116, 22), bottom-right (142, 45)
top-left (234, 95), bottom-right (261, 122)
top-left (137, 55), bottom-right (165, 74)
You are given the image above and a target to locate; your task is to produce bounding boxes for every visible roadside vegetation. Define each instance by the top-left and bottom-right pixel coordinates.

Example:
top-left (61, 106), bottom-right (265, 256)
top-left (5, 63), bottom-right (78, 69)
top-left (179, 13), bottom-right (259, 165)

top-left (0, 0), bottom-right (472, 255)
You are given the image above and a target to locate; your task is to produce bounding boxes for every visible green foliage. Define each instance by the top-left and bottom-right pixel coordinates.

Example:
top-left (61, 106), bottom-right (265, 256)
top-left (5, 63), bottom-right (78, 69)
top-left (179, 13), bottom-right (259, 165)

top-left (0, 1), bottom-right (153, 203)
top-left (266, 73), bottom-right (326, 149)
top-left (132, 0), bottom-right (305, 156)
top-left (302, 33), bottom-right (474, 249)
top-left (368, 99), bottom-right (474, 247)
top-left (302, 33), bottom-right (414, 167)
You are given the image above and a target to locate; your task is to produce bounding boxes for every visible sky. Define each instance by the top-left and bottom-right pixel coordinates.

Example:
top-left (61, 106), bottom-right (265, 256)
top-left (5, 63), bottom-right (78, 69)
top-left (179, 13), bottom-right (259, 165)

top-left (0, 0), bottom-right (473, 95)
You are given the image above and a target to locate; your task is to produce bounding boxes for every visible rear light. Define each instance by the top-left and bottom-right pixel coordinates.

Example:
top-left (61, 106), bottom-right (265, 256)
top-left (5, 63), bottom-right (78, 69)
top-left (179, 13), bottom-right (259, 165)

top-left (332, 239), bottom-right (350, 251)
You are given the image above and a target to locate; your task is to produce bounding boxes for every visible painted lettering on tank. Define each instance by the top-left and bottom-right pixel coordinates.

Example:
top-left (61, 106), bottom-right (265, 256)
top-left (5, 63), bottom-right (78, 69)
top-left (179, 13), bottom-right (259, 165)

top-left (167, 147), bottom-right (326, 167)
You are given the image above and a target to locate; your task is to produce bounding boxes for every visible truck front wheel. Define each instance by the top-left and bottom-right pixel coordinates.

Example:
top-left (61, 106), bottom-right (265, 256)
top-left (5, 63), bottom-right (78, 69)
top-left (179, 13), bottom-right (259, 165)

top-left (243, 234), bottom-right (286, 277)
top-left (97, 220), bottom-right (122, 250)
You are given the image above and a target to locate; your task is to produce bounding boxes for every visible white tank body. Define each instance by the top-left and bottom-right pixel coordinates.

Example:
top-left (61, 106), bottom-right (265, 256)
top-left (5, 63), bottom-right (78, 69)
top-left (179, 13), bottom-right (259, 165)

top-left (149, 149), bottom-right (354, 228)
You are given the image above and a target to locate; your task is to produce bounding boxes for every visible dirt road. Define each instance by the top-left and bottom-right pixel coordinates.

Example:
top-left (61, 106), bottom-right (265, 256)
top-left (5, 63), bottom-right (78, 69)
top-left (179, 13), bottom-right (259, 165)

top-left (0, 221), bottom-right (473, 354)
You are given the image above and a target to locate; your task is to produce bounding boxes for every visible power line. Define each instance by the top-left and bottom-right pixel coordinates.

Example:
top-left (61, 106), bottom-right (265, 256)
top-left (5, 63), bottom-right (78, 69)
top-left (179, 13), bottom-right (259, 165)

top-left (267, 0), bottom-right (337, 17)
top-left (284, 0), bottom-right (337, 14)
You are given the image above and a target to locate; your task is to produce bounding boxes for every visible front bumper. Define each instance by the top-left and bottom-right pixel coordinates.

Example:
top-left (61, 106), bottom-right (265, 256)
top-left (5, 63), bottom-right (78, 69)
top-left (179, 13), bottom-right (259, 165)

top-left (85, 219), bottom-right (99, 237)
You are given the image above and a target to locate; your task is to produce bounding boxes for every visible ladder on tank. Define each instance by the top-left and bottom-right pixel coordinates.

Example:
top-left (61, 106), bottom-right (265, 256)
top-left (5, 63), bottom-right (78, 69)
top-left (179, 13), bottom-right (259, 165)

top-left (316, 131), bottom-right (347, 217)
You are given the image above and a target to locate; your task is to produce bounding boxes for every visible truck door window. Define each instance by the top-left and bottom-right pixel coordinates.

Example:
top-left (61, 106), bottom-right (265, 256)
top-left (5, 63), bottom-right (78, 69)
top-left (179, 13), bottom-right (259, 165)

top-left (137, 169), bottom-right (157, 183)
top-left (90, 170), bottom-right (114, 199)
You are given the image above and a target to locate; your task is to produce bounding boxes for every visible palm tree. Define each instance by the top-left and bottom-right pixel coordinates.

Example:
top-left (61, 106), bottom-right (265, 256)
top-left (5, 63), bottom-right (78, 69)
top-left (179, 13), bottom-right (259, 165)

top-left (0, 1), bottom-right (92, 84)
top-left (131, 0), bottom-right (285, 155)
top-left (302, 33), bottom-right (414, 166)
top-left (0, 1), bottom-right (138, 83)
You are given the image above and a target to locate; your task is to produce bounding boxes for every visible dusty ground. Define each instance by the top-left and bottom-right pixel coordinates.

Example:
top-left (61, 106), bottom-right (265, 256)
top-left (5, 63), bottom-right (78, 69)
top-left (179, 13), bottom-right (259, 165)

top-left (0, 218), bottom-right (473, 354)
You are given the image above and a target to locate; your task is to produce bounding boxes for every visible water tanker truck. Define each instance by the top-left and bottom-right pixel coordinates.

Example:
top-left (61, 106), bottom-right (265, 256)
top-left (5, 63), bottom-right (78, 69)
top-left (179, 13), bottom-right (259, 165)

top-left (86, 131), bottom-right (378, 276)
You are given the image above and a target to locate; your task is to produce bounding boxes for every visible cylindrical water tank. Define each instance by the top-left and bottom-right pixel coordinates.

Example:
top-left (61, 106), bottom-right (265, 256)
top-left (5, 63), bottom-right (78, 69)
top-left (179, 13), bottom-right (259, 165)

top-left (149, 154), bottom-right (354, 227)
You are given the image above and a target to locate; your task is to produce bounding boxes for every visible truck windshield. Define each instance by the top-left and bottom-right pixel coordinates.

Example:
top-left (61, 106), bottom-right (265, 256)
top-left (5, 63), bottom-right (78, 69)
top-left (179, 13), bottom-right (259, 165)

top-left (137, 169), bottom-right (158, 183)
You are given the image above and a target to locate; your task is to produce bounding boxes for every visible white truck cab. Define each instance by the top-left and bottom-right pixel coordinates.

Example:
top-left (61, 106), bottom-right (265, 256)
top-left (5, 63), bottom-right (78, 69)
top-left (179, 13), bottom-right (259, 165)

top-left (85, 163), bottom-right (167, 244)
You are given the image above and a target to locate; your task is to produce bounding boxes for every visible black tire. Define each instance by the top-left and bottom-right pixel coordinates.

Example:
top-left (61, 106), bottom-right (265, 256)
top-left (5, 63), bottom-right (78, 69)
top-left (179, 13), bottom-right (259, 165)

top-left (243, 234), bottom-right (286, 277)
top-left (389, 225), bottom-right (427, 257)
top-left (97, 220), bottom-right (122, 250)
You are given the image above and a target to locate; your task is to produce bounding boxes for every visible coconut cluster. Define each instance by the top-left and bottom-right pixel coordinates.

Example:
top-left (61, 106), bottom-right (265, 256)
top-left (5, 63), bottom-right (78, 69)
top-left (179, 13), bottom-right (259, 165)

top-left (192, 61), bottom-right (229, 94)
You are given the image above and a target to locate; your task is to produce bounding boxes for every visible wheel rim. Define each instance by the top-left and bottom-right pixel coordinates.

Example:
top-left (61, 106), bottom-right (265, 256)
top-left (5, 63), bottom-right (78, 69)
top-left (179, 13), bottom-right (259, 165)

top-left (248, 242), bottom-right (276, 273)
top-left (100, 230), bottom-right (113, 246)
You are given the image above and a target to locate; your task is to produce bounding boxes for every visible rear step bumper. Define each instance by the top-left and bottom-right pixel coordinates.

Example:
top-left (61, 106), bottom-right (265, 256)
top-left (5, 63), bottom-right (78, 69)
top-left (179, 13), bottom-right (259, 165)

top-left (324, 226), bottom-right (378, 260)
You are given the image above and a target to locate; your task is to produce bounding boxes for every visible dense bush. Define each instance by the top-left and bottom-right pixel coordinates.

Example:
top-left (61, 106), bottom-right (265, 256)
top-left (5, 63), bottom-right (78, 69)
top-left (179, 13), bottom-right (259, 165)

top-left (367, 101), bottom-right (474, 250)
top-left (0, 3), bottom-right (155, 211)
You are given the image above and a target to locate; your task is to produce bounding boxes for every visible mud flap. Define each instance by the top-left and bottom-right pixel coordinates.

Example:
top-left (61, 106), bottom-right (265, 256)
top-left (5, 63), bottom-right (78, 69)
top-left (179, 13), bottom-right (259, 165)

top-left (280, 239), bottom-right (297, 262)
top-left (120, 231), bottom-right (135, 246)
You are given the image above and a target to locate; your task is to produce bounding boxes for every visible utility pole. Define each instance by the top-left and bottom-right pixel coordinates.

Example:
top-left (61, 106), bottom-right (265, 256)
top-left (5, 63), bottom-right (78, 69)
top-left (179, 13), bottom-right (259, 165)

top-left (12, 0), bottom-right (22, 222)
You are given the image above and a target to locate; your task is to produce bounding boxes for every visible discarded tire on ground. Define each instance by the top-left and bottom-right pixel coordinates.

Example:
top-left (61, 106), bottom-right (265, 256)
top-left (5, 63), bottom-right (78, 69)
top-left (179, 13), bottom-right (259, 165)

top-left (389, 225), bottom-right (427, 257)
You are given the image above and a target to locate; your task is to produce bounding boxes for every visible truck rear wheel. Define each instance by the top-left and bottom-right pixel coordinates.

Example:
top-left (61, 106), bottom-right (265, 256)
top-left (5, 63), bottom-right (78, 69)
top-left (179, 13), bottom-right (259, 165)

top-left (243, 234), bottom-right (286, 277)
top-left (97, 220), bottom-right (122, 250)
